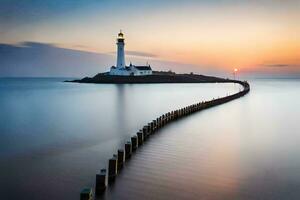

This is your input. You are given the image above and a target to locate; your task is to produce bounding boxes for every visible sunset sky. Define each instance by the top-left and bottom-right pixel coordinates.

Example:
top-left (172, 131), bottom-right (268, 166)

top-left (1, 0), bottom-right (300, 77)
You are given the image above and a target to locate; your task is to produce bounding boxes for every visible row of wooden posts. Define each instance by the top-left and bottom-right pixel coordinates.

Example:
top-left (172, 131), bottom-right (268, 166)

top-left (80, 81), bottom-right (250, 200)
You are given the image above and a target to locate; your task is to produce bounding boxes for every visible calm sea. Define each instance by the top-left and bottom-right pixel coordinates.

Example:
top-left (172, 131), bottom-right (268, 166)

top-left (0, 78), bottom-right (299, 200)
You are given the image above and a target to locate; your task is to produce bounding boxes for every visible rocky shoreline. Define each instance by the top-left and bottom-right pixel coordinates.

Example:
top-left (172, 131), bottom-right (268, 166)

top-left (66, 71), bottom-right (234, 84)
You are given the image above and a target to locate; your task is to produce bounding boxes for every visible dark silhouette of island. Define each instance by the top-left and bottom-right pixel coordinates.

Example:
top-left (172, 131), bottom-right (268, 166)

top-left (67, 71), bottom-right (234, 84)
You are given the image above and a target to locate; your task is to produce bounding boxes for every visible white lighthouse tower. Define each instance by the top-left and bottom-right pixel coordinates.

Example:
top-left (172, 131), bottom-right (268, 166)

top-left (109, 31), bottom-right (152, 76)
top-left (116, 30), bottom-right (125, 69)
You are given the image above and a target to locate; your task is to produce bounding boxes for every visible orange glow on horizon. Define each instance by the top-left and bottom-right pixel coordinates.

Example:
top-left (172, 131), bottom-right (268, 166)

top-left (4, 1), bottom-right (299, 75)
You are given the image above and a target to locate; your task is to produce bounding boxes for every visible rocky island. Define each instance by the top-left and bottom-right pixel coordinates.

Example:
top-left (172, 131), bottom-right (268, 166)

top-left (67, 71), bottom-right (237, 84)
top-left (67, 31), bottom-right (239, 84)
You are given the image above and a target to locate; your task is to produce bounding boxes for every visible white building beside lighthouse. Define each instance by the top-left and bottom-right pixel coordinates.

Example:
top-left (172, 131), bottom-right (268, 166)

top-left (109, 31), bottom-right (152, 76)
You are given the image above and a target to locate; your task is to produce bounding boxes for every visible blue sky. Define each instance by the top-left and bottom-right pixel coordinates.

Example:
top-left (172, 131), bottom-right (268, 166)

top-left (0, 0), bottom-right (299, 77)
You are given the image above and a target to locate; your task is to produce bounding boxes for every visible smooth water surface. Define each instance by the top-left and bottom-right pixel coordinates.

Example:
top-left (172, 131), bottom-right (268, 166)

top-left (0, 78), bottom-right (240, 200)
top-left (104, 79), bottom-right (300, 200)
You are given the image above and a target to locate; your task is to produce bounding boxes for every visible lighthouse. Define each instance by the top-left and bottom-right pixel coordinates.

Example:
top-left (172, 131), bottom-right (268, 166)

top-left (109, 31), bottom-right (152, 76)
top-left (116, 31), bottom-right (125, 69)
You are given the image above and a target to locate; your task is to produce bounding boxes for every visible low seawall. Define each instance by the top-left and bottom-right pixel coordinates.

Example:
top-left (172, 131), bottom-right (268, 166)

top-left (80, 80), bottom-right (250, 200)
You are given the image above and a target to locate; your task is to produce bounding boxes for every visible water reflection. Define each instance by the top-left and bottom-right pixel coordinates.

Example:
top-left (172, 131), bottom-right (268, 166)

top-left (115, 84), bottom-right (126, 132)
top-left (3, 79), bottom-right (299, 200)
top-left (104, 79), bottom-right (300, 200)
top-left (0, 79), bottom-right (239, 200)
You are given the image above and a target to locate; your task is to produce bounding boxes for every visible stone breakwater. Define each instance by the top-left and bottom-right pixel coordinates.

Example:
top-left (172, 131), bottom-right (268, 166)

top-left (79, 80), bottom-right (250, 200)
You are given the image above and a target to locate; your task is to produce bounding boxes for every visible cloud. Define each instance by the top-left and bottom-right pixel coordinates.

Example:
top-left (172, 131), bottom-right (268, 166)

top-left (20, 41), bottom-right (57, 48)
top-left (0, 41), bottom-right (228, 77)
top-left (263, 63), bottom-right (300, 68)
top-left (126, 51), bottom-right (157, 58)
top-left (263, 64), bottom-right (290, 68)
top-left (109, 50), bottom-right (157, 58)
top-left (0, 41), bottom-right (114, 77)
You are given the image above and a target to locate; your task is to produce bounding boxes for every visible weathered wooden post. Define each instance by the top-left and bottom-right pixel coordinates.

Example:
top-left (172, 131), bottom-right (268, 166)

top-left (162, 114), bottom-right (166, 125)
top-left (137, 131), bottom-right (143, 146)
top-left (80, 188), bottom-right (93, 200)
top-left (108, 155), bottom-right (118, 182)
top-left (125, 141), bottom-right (132, 160)
top-left (148, 122), bottom-right (152, 133)
top-left (159, 116), bottom-right (163, 128)
top-left (152, 121), bottom-right (155, 131)
top-left (158, 116), bottom-right (162, 128)
top-left (152, 120), bottom-right (156, 131)
top-left (117, 149), bottom-right (125, 171)
top-left (131, 136), bottom-right (138, 151)
top-left (95, 169), bottom-right (107, 195)
top-left (149, 122), bottom-right (153, 133)
top-left (146, 124), bottom-right (151, 134)
top-left (142, 126), bottom-right (148, 140)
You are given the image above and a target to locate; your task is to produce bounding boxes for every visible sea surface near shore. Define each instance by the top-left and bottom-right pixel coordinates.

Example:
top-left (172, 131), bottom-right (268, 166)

top-left (0, 78), bottom-right (240, 200)
top-left (0, 78), bottom-right (300, 200)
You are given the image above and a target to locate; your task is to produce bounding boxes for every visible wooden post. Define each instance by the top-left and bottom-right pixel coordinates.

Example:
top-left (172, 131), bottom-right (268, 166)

top-left (117, 149), bottom-right (125, 171)
top-left (131, 136), bottom-right (138, 151)
top-left (125, 141), bottom-right (132, 160)
top-left (95, 169), bottom-right (107, 195)
top-left (108, 155), bottom-right (118, 182)
top-left (158, 117), bottom-right (161, 128)
top-left (148, 122), bottom-right (153, 134)
top-left (137, 131), bottom-right (143, 146)
top-left (80, 188), bottom-right (93, 200)
top-left (146, 124), bottom-right (151, 134)
top-left (152, 120), bottom-right (156, 131)
top-left (142, 126), bottom-right (148, 140)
